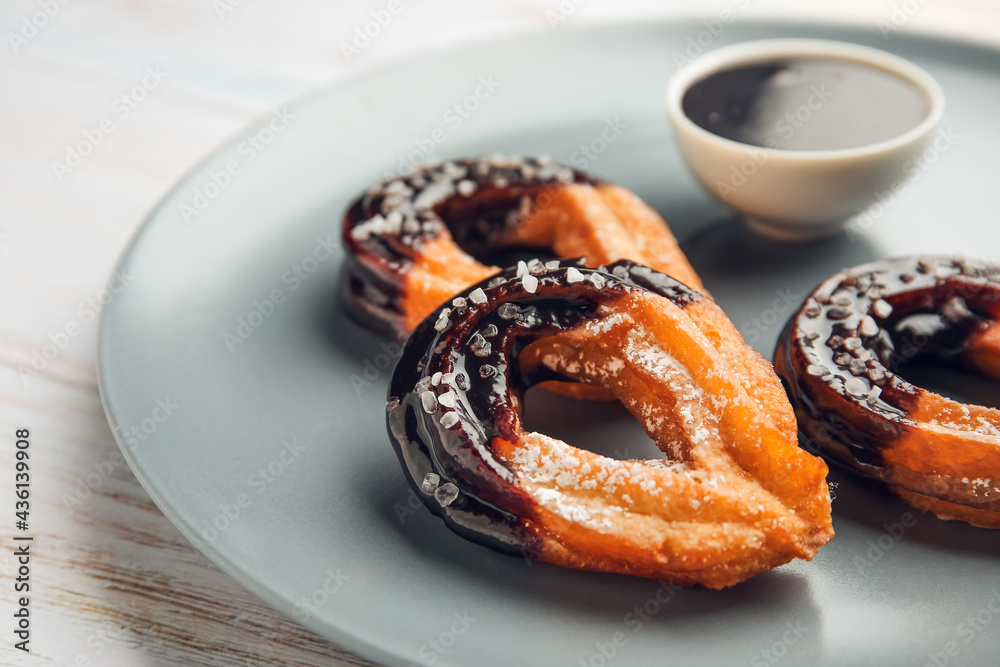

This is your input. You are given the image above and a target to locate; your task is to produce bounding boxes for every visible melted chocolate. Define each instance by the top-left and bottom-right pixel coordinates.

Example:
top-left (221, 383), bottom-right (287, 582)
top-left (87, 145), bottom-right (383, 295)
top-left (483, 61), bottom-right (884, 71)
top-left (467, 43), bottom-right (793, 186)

top-left (775, 256), bottom-right (1000, 503)
top-left (386, 259), bottom-right (703, 557)
top-left (341, 155), bottom-right (600, 338)
top-left (682, 58), bottom-right (931, 151)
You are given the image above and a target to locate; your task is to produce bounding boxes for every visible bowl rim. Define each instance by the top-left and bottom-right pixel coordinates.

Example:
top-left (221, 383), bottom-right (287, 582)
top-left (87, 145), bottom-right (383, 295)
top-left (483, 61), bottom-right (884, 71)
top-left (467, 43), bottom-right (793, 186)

top-left (665, 38), bottom-right (946, 161)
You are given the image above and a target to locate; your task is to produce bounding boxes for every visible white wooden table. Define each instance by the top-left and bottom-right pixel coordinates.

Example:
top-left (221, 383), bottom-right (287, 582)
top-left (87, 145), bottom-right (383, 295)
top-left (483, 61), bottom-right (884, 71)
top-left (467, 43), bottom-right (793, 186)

top-left (2, 1), bottom-right (997, 665)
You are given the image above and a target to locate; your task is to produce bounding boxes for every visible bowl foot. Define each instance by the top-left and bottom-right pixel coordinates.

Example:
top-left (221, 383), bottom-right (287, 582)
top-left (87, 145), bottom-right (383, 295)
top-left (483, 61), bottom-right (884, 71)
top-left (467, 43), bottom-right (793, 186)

top-left (744, 216), bottom-right (843, 242)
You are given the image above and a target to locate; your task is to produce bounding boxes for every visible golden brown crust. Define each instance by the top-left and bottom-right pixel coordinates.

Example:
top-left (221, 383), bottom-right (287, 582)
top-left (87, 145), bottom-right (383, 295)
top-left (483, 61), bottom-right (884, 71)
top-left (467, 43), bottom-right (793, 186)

top-left (775, 256), bottom-right (1000, 528)
top-left (343, 156), bottom-right (707, 341)
top-left (513, 291), bottom-right (832, 588)
top-left (499, 183), bottom-right (707, 295)
top-left (388, 261), bottom-right (833, 589)
top-left (892, 487), bottom-right (1000, 529)
top-left (400, 183), bottom-right (707, 332)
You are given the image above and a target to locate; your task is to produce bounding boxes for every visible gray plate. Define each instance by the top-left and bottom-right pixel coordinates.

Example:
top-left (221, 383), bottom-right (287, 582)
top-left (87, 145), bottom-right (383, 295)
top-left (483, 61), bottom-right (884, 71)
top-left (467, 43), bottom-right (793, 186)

top-left (98, 19), bottom-right (1000, 667)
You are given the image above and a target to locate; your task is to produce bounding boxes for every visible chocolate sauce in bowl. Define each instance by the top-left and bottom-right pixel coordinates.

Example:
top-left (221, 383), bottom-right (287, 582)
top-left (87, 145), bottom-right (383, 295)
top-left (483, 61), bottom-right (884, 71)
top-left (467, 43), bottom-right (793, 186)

top-left (682, 58), bottom-right (931, 151)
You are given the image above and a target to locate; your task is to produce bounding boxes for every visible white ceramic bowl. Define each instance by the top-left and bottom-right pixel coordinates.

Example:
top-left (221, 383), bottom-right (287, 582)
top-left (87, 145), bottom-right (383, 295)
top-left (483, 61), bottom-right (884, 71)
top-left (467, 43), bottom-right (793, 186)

top-left (666, 39), bottom-right (945, 241)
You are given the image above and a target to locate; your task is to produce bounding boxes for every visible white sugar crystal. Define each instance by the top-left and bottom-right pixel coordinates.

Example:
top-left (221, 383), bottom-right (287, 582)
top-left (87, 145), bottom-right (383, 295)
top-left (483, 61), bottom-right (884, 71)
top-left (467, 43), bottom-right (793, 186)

top-left (443, 162), bottom-right (467, 179)
top-left (452, 297), bottom-right (466, 308)
top-left (497, 303), bottom-right (520, 320)
top-left (457, 179), bottom-right (476, 196)
top-left (351, 214), bottom-right (400, 241)
top-left (420, 391), bottom-right (437, 413)
top-left (413, 178), bottom-right (454, 210)
top-left (431, 372), bottom-right (442, 386)
top-left (516, 260), bottom-right (529, 278)
top-left (435, 482), bottom-right (459, 506)
top-left (438, 392), bottom-right (457, 408)
top-left (385, 179), bottom-right (407, 194)
top-left (844, 377), bottom-right (867, 397)
top-left (522, 274), bottom-right (539, 293)
top-left (873, 299), bottom-right (893, 318)
top-left (943, 296), bottom-right (971, 321)
top-left (469, 287), bottom-right (487, 304)
top-left (566, 267), bottom-right (584, 283)
top-left (588, 273), bottom-right (606, 289)
top-left (469, 333), bottom-right (492, 357)
top-left (434, 308), bottom-right (451, 332)
top-left (421, 472), bottom-right (440, 493)
top-left (439, 412), bottom-right (460, 429)
top-left (545, 260), bottom-right (560, 270)
top-left (859, 316), bottom-right (879, 337)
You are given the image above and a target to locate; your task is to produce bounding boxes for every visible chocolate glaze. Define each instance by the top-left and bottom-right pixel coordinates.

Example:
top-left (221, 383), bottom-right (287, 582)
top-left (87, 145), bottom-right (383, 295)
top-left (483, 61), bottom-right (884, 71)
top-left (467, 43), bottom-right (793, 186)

top-left (341, 155), bottom-right (600, 339)
top-left (386, 259), bottom-right (703, 557)
top-left (775, 256), bottom-right (1000, 506)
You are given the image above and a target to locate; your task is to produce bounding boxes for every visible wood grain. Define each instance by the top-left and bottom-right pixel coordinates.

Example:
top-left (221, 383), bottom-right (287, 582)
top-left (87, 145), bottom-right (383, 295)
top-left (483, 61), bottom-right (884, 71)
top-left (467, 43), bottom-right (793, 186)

top-left (0, 1), bottom-right (997, 665)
